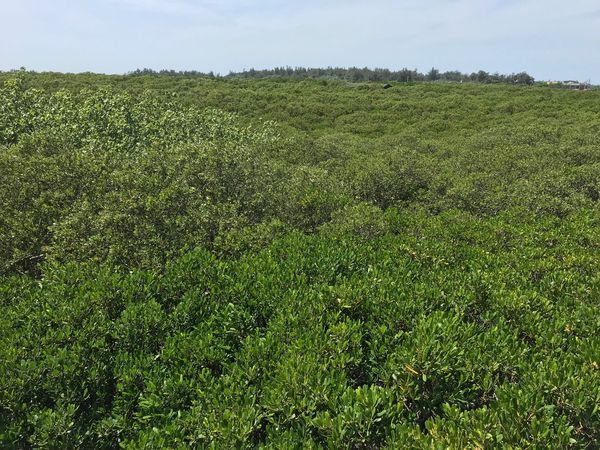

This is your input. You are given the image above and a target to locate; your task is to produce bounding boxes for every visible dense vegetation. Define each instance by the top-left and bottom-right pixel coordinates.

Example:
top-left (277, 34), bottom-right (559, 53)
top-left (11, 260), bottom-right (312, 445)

top-left (1, 73), bottom-right (599, 448)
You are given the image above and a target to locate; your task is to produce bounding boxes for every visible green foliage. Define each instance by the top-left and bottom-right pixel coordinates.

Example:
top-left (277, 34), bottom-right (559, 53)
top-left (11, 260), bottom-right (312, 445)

top-left (279, 166), bottom-right (350, 231)
top-left (320, 202), bottom-right (394, 239)
top-left (1, 74), bottom-right (599, 448)
top-left (0, 79), bottom-right (280, 273)
top-left (2, 213), bottom-right (599, 448)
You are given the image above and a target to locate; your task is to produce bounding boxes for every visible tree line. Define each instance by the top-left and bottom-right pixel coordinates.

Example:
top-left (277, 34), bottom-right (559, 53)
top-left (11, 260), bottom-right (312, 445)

top-left (127, 66), bottom-right (535, 84)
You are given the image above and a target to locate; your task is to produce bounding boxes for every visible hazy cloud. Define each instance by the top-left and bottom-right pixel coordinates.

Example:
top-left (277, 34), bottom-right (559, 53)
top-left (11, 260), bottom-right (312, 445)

top-left (1, 0), bottom-right (598, 81)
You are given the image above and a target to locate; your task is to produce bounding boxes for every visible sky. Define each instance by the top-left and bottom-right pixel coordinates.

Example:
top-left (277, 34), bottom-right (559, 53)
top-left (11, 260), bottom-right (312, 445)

top-left (1, 0), bottom-right (599, 81)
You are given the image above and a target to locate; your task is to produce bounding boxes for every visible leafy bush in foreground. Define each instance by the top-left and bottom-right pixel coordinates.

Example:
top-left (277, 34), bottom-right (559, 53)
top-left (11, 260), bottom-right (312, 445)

top-left (0, 78), bottom-right (281, 275)
top-left (1, 212), bottom-right (599, 448)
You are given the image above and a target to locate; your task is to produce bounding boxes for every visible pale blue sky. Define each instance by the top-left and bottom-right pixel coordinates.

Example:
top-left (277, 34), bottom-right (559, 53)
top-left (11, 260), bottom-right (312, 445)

top-left (1, 0), bottom-right (598, 81)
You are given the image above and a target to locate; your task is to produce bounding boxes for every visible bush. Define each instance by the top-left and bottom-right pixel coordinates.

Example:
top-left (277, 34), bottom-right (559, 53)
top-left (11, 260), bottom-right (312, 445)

top-left (320, 202), bottom-right (392, 239)
top-left (1, 75), bottom-right (599, 448)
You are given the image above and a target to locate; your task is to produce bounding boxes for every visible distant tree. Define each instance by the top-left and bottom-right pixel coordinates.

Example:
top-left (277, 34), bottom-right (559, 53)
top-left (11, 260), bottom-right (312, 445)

top-left (441, 71), bottom-right (465, 82)
top-left (427, 67), bottom-right (440, 81)
top-left (477, 70), bottom-right (490, 83)
top-left (397, 68), bottom-right (415, 82)
top-left (513, 72), bottom-right (535, 85)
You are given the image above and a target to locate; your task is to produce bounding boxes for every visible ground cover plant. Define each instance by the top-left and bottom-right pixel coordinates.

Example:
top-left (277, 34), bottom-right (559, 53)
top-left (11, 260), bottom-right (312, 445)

top-left (1, 73), bottom-right (599, 448)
